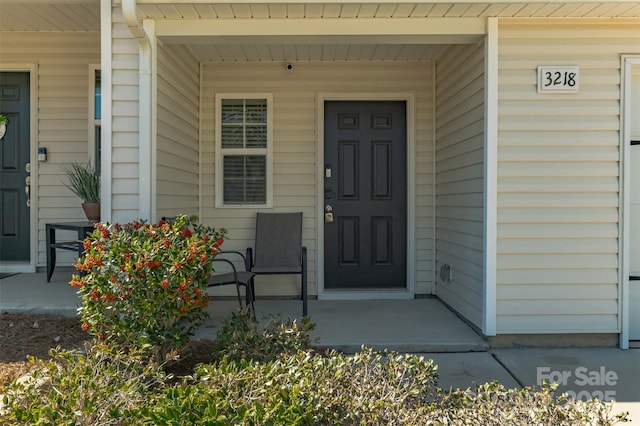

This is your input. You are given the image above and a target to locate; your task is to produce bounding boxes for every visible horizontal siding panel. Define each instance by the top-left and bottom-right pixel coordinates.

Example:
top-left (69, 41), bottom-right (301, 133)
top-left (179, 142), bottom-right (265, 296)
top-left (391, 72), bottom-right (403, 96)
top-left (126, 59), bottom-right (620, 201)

top-left (436, 178), bottom-right (484, 195)
top-left (498, 84), bottom-right (621, 101)
top-left (499, 193), bottom-right (618, 208)
top-left (500, 116), bottom-right (620, 132)
top-left (499, 223), bottom-right (618, 239)
top-left (437, 217), bottom-right (483, 236)
top-left (499, 147), bottom-right (619, 162)
top-left (438, 140), bottom-right (484, 164)
top-left (497, 315), bottom-right (619, 334)
top-left (499, 99), bottom-right (620, 115)
top-left (436, 163), bottom-right (484, 182)
top-left (498, 238), bottom-right (619, 254)
top-left (499, 162), bottom-right (618, 177)
top-left (500, 298), bottom-right (618, 316)
top-left (500, 131), bottom-right (620, 147)
top-left (437, 240), bottom-right (484, 265)
top-left (499, 177), bottom-right (619, 193)
top-left (498, 253), bottom-right (618, 269)
top-left (498, 269), bottom-right (618, 285)
top-left (498, 284), bottom-right (618, 300)
top-left (498, 207), bottom-right (618, 223)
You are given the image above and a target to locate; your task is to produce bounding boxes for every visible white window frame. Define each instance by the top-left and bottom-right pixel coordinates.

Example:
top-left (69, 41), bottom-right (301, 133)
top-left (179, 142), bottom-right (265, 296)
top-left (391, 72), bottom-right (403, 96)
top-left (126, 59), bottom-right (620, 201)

top-left (215, 93), bottom-right (273, 208)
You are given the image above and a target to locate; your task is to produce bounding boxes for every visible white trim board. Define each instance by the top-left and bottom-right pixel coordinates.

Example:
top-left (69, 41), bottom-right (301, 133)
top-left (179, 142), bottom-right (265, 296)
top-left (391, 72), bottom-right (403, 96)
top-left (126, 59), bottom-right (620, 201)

top-left (620, 55), bottom-right (640, 350)
top-left (315, 92), bottom-right (417, 300)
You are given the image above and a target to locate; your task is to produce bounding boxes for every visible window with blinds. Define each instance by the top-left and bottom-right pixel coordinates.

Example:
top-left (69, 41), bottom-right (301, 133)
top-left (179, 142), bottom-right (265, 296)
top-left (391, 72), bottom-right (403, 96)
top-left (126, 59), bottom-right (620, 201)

top-left (215, 95), bottom-right (273, 207)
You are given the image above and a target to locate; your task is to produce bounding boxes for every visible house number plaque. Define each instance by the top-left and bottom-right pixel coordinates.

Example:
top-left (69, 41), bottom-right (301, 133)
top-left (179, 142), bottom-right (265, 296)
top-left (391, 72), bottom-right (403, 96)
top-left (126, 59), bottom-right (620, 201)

top-left (537, 66), bottom-right (579, 93)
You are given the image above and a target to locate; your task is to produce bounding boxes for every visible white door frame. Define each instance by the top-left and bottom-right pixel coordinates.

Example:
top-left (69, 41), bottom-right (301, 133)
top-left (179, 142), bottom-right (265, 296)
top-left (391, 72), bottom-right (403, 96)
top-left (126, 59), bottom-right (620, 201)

top-left (0, 64), bottom-right (38, 274)
top-left (316, 92), bottom-right (416, 300)
top-left (620, 55), bottom-right (640, 349)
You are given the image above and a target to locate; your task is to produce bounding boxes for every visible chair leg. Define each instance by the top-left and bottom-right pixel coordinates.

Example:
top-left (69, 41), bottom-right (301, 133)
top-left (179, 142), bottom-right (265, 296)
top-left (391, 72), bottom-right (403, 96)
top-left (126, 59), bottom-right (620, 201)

top-left (302, 273), bottom-right (307, 317)
top-left (249, 276), bottom-right (256, 302)
top-left (302, 247), bottom-right (308, 317)
top-left (234, 283), bottom-right (242, 309)
top-left (245, 283), bottom-right (255, 312)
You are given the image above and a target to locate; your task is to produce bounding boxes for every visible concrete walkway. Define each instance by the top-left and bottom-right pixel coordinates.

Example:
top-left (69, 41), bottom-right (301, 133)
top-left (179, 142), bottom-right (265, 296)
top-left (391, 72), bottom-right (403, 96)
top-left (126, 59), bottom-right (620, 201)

top-left (1, 272), bottom-right (638, 423)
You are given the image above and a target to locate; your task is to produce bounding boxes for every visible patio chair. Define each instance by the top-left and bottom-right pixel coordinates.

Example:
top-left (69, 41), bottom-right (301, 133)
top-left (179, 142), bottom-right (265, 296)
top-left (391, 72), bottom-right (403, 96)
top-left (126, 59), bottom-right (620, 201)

top-left (246, 212), bottom-right (308, 316)
top-left (209, 251), bottom-right (255, 310)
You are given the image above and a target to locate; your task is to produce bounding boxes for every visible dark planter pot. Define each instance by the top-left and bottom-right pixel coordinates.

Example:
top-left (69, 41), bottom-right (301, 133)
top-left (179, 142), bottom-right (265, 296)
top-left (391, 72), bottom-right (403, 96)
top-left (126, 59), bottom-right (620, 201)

top-left (81, 202), bottom-right (100, 223)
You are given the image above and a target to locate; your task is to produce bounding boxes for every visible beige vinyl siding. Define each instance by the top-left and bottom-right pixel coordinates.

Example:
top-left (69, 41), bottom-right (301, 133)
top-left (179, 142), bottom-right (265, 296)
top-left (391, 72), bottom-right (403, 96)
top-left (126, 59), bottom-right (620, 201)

top-left (0, 31), bottom-right (100, 267)
top-left (434, 42), bottom-right (486, 328)
top-left (496, 20), bottom-right (640, 334)
top-left (156, 43), bottom-right (200, 218)
top-left (201, 62), bottom-right (434, 297)
top-left (110, 7), bottom-right (141, 223)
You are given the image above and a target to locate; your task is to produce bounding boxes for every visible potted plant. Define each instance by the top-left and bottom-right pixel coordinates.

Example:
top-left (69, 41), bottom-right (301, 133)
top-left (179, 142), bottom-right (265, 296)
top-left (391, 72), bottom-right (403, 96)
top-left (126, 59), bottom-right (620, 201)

top-left (0, 114), bottom-right (8, 139)
top-left (62, 161), bottom-right (100, 223)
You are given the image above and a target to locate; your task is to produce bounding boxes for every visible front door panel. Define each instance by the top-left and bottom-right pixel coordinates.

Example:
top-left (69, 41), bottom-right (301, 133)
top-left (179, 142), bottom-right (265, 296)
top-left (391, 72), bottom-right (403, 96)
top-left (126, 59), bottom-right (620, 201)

top-left (324, 101), bottom-right (406, 289)
top-left (0, 72), bottom-right (30, 261)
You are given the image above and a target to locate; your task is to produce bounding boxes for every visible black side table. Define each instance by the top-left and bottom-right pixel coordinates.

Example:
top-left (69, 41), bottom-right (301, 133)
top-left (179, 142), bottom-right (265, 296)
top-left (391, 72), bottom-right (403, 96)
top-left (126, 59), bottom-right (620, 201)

top-left (46, 222), bottom-right (95, 282)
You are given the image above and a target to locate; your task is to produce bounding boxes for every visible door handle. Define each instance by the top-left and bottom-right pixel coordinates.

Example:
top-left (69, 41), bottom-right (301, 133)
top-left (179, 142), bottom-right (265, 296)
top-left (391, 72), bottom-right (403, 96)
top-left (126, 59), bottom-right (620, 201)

top-left (25, 176), bottom-right (31, 208)
top-left (324, 205), bottom-right (334, 223)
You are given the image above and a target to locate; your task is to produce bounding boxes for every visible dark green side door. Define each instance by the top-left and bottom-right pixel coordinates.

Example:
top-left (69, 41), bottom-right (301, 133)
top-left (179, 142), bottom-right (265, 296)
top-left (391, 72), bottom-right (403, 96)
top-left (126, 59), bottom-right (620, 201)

top-left (0, 72), bottom-right (31, 261)
top-left (324, 101), bottom-right (407, 289)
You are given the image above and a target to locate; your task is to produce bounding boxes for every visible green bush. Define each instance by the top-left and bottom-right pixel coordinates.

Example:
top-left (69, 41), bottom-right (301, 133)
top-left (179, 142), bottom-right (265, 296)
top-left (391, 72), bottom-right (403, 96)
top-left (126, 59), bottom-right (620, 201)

top-left (1, 344), bottom-right (165, 425)
top-left (70, 214), bottom-right (226, 362)
top-left (212, 308), bottom-right (315, 363)
top-left (142, 348), bottom-right (439, 425)
top-left (2, 312), bottom-right (629, 425)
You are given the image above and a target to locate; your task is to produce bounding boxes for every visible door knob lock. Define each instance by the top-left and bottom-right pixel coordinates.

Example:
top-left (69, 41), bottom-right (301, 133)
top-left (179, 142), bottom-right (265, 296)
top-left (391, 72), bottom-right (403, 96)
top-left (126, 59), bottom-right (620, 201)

top-left (324, 205), bottom-right (334, 223)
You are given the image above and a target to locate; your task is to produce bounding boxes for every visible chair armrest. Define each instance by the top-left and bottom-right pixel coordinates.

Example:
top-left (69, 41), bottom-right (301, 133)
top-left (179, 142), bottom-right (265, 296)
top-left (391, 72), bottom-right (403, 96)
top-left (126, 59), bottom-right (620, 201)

top-left (212, 250), bottom-right (252, 279)
top-left (217, 250), bottom-right (248, 264)
top-left (212, 257), bottom-right (238, 275)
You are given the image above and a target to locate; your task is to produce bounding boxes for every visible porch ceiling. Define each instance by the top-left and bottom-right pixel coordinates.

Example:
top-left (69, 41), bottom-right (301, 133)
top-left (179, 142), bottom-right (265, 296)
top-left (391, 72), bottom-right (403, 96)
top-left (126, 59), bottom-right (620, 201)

top-left (0, 1), bottom-right (101, 32)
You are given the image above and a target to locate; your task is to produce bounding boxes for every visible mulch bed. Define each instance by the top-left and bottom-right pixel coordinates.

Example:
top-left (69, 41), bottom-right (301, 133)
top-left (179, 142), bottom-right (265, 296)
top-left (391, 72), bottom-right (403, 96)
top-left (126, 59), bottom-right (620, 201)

top-left (0, 312), bottom-right (216, 390)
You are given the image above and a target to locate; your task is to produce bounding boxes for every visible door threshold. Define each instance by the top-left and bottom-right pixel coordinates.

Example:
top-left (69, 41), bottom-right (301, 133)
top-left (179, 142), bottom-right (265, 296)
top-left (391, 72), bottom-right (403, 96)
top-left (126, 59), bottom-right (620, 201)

top-left (318, 289), bottom-right (414, 300)
top-left (0, 262), bottom-right (35, 273)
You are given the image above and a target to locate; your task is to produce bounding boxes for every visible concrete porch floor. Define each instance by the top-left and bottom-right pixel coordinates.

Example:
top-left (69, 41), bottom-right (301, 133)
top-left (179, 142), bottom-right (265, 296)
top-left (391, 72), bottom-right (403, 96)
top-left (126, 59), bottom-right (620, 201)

top-left (0, 272), bottom-right (488, 353)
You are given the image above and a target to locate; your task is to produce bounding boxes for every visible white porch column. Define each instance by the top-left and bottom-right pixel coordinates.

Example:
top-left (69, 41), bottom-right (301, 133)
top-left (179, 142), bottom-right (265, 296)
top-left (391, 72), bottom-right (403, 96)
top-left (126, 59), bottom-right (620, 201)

top-left (483, 17), bottom-right (498, 337)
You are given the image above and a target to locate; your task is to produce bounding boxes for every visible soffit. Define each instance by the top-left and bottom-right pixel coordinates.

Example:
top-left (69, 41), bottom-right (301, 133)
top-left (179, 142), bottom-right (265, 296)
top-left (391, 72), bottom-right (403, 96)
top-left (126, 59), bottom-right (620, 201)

top-left (136, 2), bottom-right (640, 19)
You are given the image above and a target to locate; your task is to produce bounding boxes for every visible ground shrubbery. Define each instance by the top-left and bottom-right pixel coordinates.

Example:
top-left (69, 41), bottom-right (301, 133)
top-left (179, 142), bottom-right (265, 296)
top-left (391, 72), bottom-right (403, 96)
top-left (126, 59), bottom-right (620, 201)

top-left (2, 309), bottom-right (629, 425)
top-left (0, 219), bottom-right (624, 426)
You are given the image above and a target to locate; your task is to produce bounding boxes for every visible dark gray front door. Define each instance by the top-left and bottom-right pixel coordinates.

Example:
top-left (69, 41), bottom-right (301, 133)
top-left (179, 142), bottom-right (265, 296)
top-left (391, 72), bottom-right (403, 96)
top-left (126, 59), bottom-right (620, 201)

top-left (0, 72), bottom-right (30, 261)
top-left (324, 101), bottom-right (407, 289)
